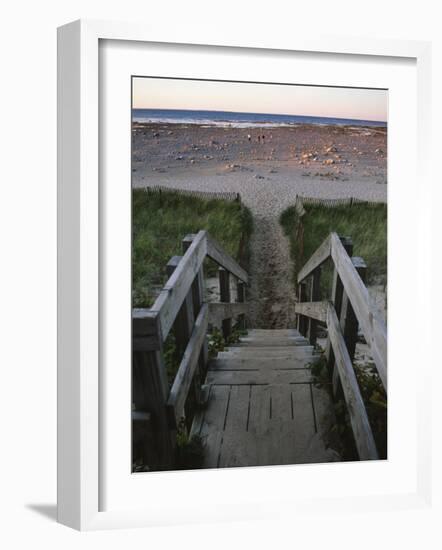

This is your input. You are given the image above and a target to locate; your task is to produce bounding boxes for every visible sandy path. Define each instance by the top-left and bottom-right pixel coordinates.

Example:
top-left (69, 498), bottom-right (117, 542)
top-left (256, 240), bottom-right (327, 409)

top-left (248, 215), bottom-right (296, 328)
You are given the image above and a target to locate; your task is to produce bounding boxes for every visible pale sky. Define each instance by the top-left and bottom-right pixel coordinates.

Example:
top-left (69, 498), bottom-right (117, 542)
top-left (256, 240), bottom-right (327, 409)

top-left (132, 77), bottom-right (388, 122)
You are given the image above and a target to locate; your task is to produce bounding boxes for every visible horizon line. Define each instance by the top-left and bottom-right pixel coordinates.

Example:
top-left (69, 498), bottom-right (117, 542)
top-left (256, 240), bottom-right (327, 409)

top-left (131, 106), bottom-right (387, 124)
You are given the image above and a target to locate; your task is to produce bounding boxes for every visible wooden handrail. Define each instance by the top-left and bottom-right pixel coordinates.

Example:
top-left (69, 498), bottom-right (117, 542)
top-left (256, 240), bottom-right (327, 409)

top-left (297, 234), bottom-right (331, 283)
top-left (167, 303), bottom-right (209, 425)
top-left (327, 304), bottom-right (379, 460)
top-left (296, 232), bottom-right (387, 391)
top-left (206, 235), bottom-right (248, 283)
top-left (330, 233), bottom-right (387, 390)
top-left (149, 230), bottom-right (207, 341)
top-left (294, 301), bottom-right (328, 323)
top-left (208, 302), bottom-right (248, 326)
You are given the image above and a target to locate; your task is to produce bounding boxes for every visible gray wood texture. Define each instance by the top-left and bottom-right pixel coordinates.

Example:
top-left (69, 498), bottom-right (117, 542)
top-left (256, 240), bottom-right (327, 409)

top-left (236, 280), bottom-right (246, 330)
top-left (330, 233), bottom-right (387, 390)
top-left (208, 302), bottom-right (248, 326)
top-left (307, 268), bottom-right (321, 345)
top-left (219, 268), bottom-right (232, 340)
top-left (167, 304), bottom-right (209, 425)
top-left (327, 304), bottom-right (378, 460)
top-left (192, 329), bottom-right (340, 468)
top-left (297, 281), bottom-right (309, 335)
top-left (294, 301), bottom-right (328, 322)
top-left (151, 230), bottom-right (207, 341)
top-left (297, 234), bottom-right (331, 283)
top-left (207, 235), bottom-right (248, 283)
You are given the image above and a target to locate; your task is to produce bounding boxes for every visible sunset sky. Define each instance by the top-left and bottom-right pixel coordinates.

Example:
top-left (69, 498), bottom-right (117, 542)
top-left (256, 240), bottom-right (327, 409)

top-left (132, 77), bottom-right (388, 122)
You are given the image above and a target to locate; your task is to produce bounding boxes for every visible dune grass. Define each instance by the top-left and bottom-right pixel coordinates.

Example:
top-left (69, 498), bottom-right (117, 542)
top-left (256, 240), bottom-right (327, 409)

top-left (132, 189), bottom-right (253, 308)
top-left (279, 201), bottom-right (387, 290)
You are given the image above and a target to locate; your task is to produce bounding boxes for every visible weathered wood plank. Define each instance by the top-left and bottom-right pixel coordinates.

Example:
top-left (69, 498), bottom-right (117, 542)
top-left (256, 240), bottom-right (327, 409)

top-left (198, 385), bottom-right (230, 468)
top-left (235, 336), bottom-right (309, 346)
top-left (294, 300), bottom-right (328, 323)
top-left (327, 304), bottom-right (379, 460)
top-left (206, 235), bottom-right (248, 283)
top-left (150, 230), bottom-right (207, 341)
top-left (236, 280), bottom-right (246, 330)
top-left (210, 356), bottom-right (318, 370)
top-left (219, 268), bottom-right (232, 340)
top-left (208, 302), bottom-right (248, 326)
top-left (289, 383), bottom-right (317, 457)
top-left (297, 234), bottom-right (331, 283)
top-left (247, 385), bottom-right (273, 465)
top-left (296, 281), bottom-right (309, 336)
top-left (167, 256), bottom-right (195, 356)
top-left (330, 233), bottom-right (387, 390)
top-left (218, 344), bottom-right (313, 359)
top-left (132, 349), bottom-right (174, 468)
top-left (183, 235), bottom-right (209, 400)
top-left (132, 309), bottom-right (162, 351)
top-left (167, 303), bottom-right (209, 425)
top-left (206, 368), bottom-right (312, 385)
top-left (259, 385), bottom-right (294, 466)
top-left (333, 257), bottom-right (368, 396)
top-left (218, 385), bottom-right (254, 468)
top-left (307, 269), bottom-right (322, 345)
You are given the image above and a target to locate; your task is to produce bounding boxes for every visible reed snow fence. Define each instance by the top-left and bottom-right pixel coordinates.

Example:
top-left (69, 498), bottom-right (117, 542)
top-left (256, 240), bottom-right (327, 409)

top-left (294, 195), bottom-right (384, 216)
top-left (143, 185), bottom-right (241, 203)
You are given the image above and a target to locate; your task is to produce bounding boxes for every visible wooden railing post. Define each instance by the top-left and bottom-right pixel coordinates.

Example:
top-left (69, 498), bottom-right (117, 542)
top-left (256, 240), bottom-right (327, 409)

top-left (307, 268), bottom-right (321, 345)
top-left (236, 280), bottom-right (246, 330)
top-left (332, 257), bottom-right (367, 395)
top-left (342, 257), bottom-right (367, 360)
top-left (296, 281), bottom-right (308, 336)
top-left (167, 254), bottom-right (208, 421)
top-left (166, 256), bottom-right (194, 356)
top-left (326, 236), bottom-right (353, 374)
top-left (219, 268), bottom-right (232, 340)
top-left (132, 313), bottom-right (174, 470)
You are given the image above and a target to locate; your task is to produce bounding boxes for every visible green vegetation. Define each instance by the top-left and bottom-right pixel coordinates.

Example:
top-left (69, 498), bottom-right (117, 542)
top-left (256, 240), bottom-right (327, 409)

top-left (132, 188), bottom-right (253, 308)
top-left (311, 355), bottom-right (387, 460)
top-left (279, 202), bottom-right (387, 289)
top-left (207, 325), bottom-right (248, 359)
top-left (175, 419), bottom-right (205, 470)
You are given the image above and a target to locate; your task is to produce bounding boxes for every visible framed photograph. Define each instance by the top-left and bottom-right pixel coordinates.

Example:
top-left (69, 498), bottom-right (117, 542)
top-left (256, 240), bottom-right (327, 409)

top-left (57, 19), bottom-right (432, 530)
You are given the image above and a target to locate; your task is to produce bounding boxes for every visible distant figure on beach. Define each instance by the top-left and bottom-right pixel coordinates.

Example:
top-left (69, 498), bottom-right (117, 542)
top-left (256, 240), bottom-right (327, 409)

top-left (247, 134), bottom-right (251, 142)
top-left (262, 134), bottom-right (265, 143)
top-left (258, 135), bottom-right (261, 143)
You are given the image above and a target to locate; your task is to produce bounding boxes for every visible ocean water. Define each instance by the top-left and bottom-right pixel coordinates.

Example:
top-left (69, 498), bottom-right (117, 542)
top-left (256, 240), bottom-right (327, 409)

top-left (132, 108), bottom-right (387, 128)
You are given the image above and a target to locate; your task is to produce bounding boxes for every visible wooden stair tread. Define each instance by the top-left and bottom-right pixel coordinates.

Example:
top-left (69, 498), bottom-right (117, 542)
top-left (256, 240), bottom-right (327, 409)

top-left (191, 327), bottom-right (340, 468)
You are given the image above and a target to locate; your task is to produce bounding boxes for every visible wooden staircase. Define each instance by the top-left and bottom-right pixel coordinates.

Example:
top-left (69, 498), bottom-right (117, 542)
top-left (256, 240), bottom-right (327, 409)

top-left (191, 328), bottom-right (341, 468)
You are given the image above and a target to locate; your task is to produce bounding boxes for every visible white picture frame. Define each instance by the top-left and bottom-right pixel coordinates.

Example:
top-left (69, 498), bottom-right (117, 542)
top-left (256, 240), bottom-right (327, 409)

top-left (57, 19), bottom-right (432, 531)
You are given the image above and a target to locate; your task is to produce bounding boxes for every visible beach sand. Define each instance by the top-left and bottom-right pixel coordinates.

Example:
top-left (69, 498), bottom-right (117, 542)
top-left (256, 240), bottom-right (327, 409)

top-left (132, 123), bottom-right (387, 328)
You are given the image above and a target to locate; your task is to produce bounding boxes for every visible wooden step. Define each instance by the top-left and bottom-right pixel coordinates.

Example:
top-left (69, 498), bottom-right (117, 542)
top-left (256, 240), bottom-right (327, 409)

top-left (246, 329), bottom-right (302, 338)
top-left (210, 356), bottom-right (318, 371)
top-left (191, 382), bottom-right (340, 468)
top-left (206, 368), bottom-right (312, 385)
top-left (235, 337), bottom-right (310, 347)
top-left (218, 346), bottom-right (318, 358)
top-left (190, 326), bottom-right (340, 469)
